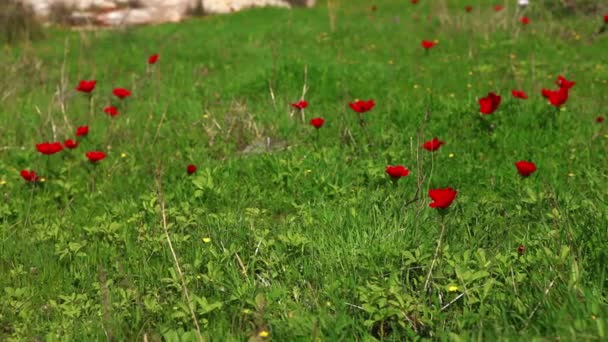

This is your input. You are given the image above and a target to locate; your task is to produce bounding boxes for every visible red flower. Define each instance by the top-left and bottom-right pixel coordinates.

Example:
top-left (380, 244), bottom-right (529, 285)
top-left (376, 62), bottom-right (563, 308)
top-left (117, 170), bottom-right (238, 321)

top-left (511, 90), bottom-right (528, 99)
top-left (541, 87), bottom-right (569, 107)
top-left (36, 142), bottom-right (63, 155)
top-left (20, 170), bottom-right (38, 182)
top-left (187, 164), bottom-right (197, 175)
top-left (597, 116), bottom-right (605, 123)
top-left (386, 165), bottom-right (410, 180)
top-left (310, 117), bottom-right (325, 129)
top-left (410, 0), bottom-right (418, 4)
top-left (422, 137), bottom-right (445, 152)
top-left (556, 75), bottom-right (575, 89)
top-left (76, 125), bottom-right (89, 137)
top-left (64, 139), bottom-right (78, 149)
top-left (148, 54), bottom-right (159, 64)
top-left (86, 151), bottom-right (106, 163)
top-left (518, 244), bottom-right (525, 256)
top-left (604, 14), bottom-right (608, 24)
top-left (421, 40), bottom-right (437, 49)
top-left (478, 92), bottom-right (501, 114)
top-left (75, 80), bottom-right (96, 93)
top-left (349, 99), bottom-right (375, 113)
top-left (112, 88), bottom-right (131, 99)
top-left (520, 17), bottom-right (530, 25)
top-left (494, 5), bottom-right (504, 12)
top-left (465, 5), bottom-right (473, 13)
top-left (291, 100), bottom-right (308, 110)
top-left (428, 187), bottom-right (457, 209)
top-left (104, 106), bottom-right (119, 117)
top-left (515, 160), bottom-right (536, 177)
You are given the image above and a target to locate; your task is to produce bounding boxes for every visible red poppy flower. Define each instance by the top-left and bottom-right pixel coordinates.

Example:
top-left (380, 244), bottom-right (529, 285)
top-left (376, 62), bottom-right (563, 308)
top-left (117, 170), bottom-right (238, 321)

top-left (291, 100), bottom-right (308, 110)
top-left (518, 244), bottom-right (525, 256)
top-left (20, 170), bottom-right (38, 182)
top-left (428, 187), bottom-right (457, 209)
top-left (511, 90), bottom-right (528, 99)
top-left (75, 80), bottom-right (96, 93)
top-left (494, 5), bottom-right (504, 12)
top-left (421, 40), bottom-right (437, 49)
top-left (310, 117), bottom-right (325, 129)
top-left (604, 14), bottom-right (607, 24)
top-left (187, 164), bottom-right (197, 175)
top-left (465, 5), bottom-right (473, 13)
top-left (349, 99), bottom-right (375, 113)
top-left (410, 0), bottom-right (418, 4)
top-left (597, 116), bottom-right (605, 123)
top-left (520, 17), bottom-right (530, 25)
top-left (541, 87), bottom-right (569, 107)
top-left (385, 165), bottom-right (410, 180)
top-left (36, 142), bottom-right (63, 155)
top-left (422, 137), bottom-right (445, 152)
top-left (555, 75), bottom-right (575, 89)
top-left (104, 106), bottom-right (119, 117)
top-left (112, 88), bottom-right (131, 99)
top-left (64, 139), bottom-right (78, 149)
top-left (478, 92), bottom-right (501, 114)
top-left (515, 160), bottom-right (536, 177)
top-left (86, 151), bottom-right (106, 163)
top-left (148, 54), bottom-right (159, 64)
top-left (76, 125), bottom-right (89, 137)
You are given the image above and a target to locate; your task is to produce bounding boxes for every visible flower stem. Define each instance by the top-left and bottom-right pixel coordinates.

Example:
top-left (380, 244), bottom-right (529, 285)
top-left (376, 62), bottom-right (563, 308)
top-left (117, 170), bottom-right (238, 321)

top-left (424, 214), bottom-right (446, 292)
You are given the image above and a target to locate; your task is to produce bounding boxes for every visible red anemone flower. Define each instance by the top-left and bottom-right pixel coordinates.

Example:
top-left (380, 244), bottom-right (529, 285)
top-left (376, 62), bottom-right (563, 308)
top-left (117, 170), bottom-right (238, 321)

top-left (465, 5), bottom-right (473, 12)
top-left (511, 90), bottom-right (528, 99)
top-left (291, 100), bottom-right (308, 110)
top-left (187, 164), bottom-right (197, 175)
top-left (422, 137), bottom-right (445, 152)
top-left (20, 170), bottom-right (38, 182)
top-left (479, 92), bottom-right (501, 114)
top-left (597, 116), bottom-right (605, 123)
top-left (520, 17), bottom-right (530, 25)
top-left (494, 5), bottom-right (504, 12)
top-left (86, 151), bottom-right (106, 163)
top-left (36, 142), bottom-right (63, 155)
top-left (386, 165), bottom-right (410, 180)
top-left (541, 87), bottom-right (569, 107)
top-left (148, 54), bottom-right (159, 64)
top-left (515, 160), bottom-right (536, 177)
top-left (310, 117), bottom-right (325, 129)
top-left (64, 139), bottom-right (78, 149)
top-left (429, 187), bottom-right (457, 209)
top-left (76, 125), bottom-right (89, 137)
top-left (421, 40), bottom-right (437, 49)
top-left (349, 99), bottom-right (375, 113)
top-left (556, 75), bottom-right (575, 89)
top-left (104, 106), bottom-right (119, 117)
top-left (75, 80), bottom-right (96, 93)
top-left (112, 88), bottom-right (131, 99)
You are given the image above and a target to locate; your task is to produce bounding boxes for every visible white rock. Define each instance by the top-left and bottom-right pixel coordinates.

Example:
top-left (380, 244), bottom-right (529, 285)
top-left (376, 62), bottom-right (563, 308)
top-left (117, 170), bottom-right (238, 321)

top-left (18, 0), bottom-right (316, 25)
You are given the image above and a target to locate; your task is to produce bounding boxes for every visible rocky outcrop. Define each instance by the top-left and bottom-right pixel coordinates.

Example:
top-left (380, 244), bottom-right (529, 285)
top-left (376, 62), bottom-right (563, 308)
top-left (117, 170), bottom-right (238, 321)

top-left (19, 0), bottom-right (316, 26)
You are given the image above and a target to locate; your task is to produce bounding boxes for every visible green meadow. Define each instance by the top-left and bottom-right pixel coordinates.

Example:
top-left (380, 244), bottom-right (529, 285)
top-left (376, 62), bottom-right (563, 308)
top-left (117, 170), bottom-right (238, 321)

top-left (1, 0), bottom-right (607, 340)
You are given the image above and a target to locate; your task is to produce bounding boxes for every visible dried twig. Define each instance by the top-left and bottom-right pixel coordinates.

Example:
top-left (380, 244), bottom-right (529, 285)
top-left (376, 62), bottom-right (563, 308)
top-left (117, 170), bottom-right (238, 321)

top-left (155, 170), bottom-right (204, 342)
top-left (525, 278), bottom-right (557, 326)
top-left (424, 216), bottom-right (447, 292)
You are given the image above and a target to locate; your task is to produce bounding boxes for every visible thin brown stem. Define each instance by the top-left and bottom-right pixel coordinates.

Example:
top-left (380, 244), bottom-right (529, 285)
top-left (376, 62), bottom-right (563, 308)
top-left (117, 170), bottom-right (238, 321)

top-left (155, 170), bottom-right (204, 342)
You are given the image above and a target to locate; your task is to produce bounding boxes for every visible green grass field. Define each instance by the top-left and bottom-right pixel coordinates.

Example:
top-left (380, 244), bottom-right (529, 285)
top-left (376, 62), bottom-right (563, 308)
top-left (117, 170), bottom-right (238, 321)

top-left (1, 0), bottom-right (608, 340)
